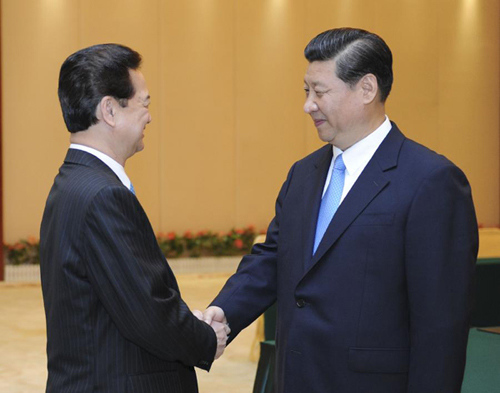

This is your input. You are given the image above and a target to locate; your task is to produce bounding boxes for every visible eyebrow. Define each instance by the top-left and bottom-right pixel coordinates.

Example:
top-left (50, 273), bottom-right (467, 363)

top-left (303, 80), bottom-right (327, 88)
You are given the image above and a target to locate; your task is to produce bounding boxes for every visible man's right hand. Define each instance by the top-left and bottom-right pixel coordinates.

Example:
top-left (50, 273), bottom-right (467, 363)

top-left (193, 307), bottom-right (230, 359)
top-left (210, 319), bottom-right (230, 359)
top-left (202, 306), bottom-right (227, 325)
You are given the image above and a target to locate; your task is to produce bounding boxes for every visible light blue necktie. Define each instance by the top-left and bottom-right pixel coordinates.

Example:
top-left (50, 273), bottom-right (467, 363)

top-left (130, 183), bottom-right (136, 195)
top-left (313, 154), bottom-right (346, 255)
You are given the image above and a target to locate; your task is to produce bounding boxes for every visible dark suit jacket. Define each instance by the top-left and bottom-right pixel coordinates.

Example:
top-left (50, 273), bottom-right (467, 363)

top-left (212, 123), bottom-right (478, 393)
top-left (40, 149), bottom-right (216, 393)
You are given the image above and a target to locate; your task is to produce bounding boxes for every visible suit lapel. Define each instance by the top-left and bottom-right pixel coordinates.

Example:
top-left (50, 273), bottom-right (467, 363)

top-left (303, 124), bottom-right (405, 274)
top-left (301, 145), bottom-right (333, 270)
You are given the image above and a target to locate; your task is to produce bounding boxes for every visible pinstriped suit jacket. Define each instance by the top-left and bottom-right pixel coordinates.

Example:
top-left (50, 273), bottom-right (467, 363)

top-left (40, 149), bottom-right (216, 392)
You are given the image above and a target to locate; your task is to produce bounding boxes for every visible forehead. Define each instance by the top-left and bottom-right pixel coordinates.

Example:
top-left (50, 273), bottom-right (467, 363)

top-left (129, 69), bottom-right (149, 99)
top-left (304, 59), bottom-right (338, 85)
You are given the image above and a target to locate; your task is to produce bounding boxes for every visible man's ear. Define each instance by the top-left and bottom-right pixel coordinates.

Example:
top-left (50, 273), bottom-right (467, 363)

top-left (359, 74), bottom-right (379, 104)
top-left (97, 96), bottom-right (116, 127)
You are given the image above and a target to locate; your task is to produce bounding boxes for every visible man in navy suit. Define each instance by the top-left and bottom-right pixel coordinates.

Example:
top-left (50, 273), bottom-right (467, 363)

top-left (202, 28), bottom-right (478, 392)
top-left (40, 44), bottom-right (229, 392)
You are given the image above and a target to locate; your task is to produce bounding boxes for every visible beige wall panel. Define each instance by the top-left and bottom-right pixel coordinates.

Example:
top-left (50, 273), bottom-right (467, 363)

top-left (1, 0), bottom-right (499, 242)
top-left (376, 1), bottom-right (440, 150)
top-left (304, 0), bottom-right (379, 37)
top-left (2, 0), bottom-right (79, 242)
top-left (437, 0), bottom-right (499, 227)
top-left (234, 0), bottom-right (307, 230)
top-left (79, 0), bottom-right (162, 230)
top-left (159, 1), bottom-right (236, 233)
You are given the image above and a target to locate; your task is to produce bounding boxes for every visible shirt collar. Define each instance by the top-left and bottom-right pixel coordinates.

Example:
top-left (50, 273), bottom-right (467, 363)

top-left (332, 115), bottom-right (392, 175)
top-left (69, 144), bottom-right (132, 189)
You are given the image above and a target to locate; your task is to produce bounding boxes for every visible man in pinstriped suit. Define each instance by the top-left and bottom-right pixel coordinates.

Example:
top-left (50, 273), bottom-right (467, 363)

top-left (40, 44), bottom-right (228, 392)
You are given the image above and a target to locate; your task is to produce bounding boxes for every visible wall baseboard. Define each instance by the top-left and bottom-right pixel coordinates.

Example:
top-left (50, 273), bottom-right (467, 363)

top-left (4, 256), bottom-right (242, 282)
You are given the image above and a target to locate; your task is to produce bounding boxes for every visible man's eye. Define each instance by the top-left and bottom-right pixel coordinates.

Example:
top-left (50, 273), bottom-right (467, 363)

top-left (304, 88), bottom-right (310, 96)
top-left (315, 91), bottom-right (324, 97)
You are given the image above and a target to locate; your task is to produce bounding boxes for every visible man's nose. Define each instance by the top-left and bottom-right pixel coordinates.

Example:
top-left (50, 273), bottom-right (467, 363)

top-left (304, 96), bottom-right (318, 114)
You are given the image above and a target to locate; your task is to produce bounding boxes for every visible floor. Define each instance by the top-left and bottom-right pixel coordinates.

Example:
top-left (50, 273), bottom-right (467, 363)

top-left (0, 274), bottom-right (258, 393)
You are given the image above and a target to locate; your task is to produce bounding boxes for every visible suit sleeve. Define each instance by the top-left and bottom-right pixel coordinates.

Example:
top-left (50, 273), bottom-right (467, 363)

top-left (405, 163), bottom-right (478, 392)
top-left (82, 186), bottom-right (217, 370)
top-left (210, 163), bottom-right (297, 340)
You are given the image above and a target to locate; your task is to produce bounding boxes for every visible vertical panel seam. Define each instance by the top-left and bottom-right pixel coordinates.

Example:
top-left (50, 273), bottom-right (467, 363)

top-left (233, 0), bottom-right (239, 228)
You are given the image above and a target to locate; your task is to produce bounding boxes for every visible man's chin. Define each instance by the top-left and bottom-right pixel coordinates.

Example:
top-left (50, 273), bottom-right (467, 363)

top-left (317, 130), bottom-right (335, 144)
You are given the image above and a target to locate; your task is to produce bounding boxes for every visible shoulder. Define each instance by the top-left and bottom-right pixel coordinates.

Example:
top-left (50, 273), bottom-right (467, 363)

top-left (50, 156), bottom-right (129, 215)
top-left (381, 123), bottom-right (464, 181)
top-left (62, 161), bottom-right (120, 191)
top-left (400, 137), bottom-right (464, 180)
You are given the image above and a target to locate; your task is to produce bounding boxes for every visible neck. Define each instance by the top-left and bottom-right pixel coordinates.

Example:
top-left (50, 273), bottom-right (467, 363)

top-left (366, 112), bottom-right (387, 134)
top-left (337, 112), bottom-right (386, 151)
top-left (353, 105), bottom-right (387, 143)
top-left (70, 128), bottom-right (126, 166)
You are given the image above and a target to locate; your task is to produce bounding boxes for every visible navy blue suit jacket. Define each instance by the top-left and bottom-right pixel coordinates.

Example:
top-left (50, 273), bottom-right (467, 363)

top-left (40, 149), bottom-right (216, 392)
top-left (212, 123), bottom-right (478, 393)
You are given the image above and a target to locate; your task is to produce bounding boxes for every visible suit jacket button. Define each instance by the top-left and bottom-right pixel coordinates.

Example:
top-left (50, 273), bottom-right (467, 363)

top-left (296, 299), bottom-right (305, 308)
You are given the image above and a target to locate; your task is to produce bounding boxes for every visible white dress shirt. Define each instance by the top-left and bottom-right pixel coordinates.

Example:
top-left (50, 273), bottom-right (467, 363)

top-left (69, 144), bottom-right (132, 191)
top-left (322, 116), bottom-right (392, 202)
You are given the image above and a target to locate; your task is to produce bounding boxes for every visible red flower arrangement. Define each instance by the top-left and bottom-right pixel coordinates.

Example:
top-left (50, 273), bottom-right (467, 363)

top-left (4, 225), bottom-right (261, 264)
top-left (3, 238), bottom-right (40, 265)
top-left (156, 225), bottom-right (260, 258)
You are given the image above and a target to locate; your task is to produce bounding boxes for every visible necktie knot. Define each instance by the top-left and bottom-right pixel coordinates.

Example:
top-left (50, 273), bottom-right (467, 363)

top-left (334, 154), bottom-right (346, 171)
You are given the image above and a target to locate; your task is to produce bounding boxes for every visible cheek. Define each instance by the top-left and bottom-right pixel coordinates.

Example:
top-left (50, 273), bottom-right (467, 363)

top-left (322, 105), bottom-right (338, 124)
top-left (320, 98), bottom-right (338, 118)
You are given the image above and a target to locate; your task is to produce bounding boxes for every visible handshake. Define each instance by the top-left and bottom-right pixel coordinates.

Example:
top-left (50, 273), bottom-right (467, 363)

top-left (193, 306), bottom-right (229, 360)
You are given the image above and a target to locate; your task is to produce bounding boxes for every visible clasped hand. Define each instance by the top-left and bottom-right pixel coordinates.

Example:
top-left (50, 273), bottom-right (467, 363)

top-left (192, 306), bottom-right (229, 360)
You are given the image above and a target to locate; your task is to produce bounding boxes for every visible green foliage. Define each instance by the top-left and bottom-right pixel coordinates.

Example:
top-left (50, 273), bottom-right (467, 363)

top-left (4, 237), bottom-right (40, 265)
top-left (4, 226), bottom-right (263, 264)
top-left (157, 226), bottom-right (259, 258)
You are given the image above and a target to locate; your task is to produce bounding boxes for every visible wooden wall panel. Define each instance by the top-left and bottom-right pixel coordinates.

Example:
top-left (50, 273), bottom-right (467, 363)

top-left (2, 0), bottom-right (78, 241)
top-left (0, 0), bottom-right (3, 279)
top-left (234, 0), bottom-right (307, 229)
top-left (1, 0), bottom-right (498, 242)
top-left (437, 0), bottom-right (499, 227)
top-left (159, 1), bottom-right (236, 233)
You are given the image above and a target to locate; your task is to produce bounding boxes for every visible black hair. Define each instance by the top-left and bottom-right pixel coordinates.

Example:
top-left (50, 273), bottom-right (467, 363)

top-left (58, 44), bottom-right (142, 132)
top-left (305, 28), bottom-right (393, 102)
